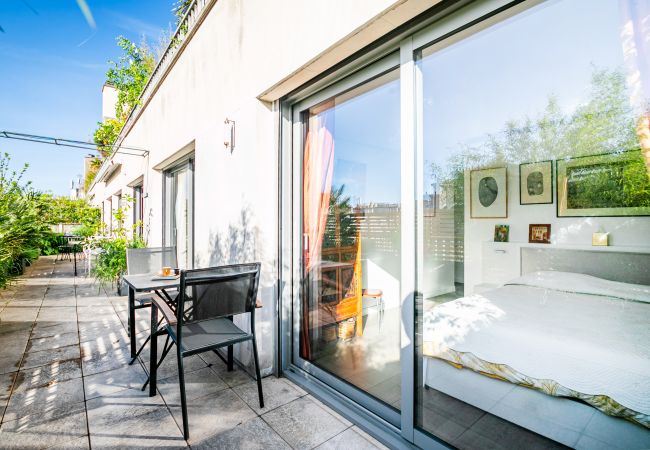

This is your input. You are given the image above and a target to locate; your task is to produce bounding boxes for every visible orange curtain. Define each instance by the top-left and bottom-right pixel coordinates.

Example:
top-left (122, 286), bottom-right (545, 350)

top-left (300, 104), bottom-right (335, 359)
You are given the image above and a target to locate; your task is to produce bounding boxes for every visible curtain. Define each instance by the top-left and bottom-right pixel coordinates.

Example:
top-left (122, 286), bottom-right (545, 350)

top-left (300, 103), bottom-right (335, 359)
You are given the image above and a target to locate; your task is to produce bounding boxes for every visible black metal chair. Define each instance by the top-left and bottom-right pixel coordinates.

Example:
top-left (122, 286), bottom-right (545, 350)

top-left (149, 263), bottom-right (264, 440)
top-left (126, 246), bottom-right (177, 363)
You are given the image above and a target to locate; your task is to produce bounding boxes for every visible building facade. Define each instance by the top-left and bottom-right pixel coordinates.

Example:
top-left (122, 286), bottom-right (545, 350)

top-left (88, 0), bottom-right (650, 448)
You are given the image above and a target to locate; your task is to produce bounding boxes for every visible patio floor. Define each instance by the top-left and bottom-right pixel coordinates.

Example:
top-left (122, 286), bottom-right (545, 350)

top-left (0, 256), bottom-right (387, 449)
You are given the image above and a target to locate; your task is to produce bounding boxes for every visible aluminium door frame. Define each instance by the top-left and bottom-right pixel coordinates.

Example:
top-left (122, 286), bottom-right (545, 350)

top-left (162, 156), bottom-right (195, 268)
top-left (279, 0), bottom-right (529, 448)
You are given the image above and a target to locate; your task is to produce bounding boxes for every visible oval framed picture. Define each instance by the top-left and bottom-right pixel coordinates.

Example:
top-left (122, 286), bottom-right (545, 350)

top-left (470, 167), bottom-right (507, 218)
top-left (519, 160), bottom-right (553, 205)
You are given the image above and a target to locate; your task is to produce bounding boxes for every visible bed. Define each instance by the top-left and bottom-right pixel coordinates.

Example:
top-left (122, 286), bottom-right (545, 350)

top-left (422, 262), bottom-right (650, 430)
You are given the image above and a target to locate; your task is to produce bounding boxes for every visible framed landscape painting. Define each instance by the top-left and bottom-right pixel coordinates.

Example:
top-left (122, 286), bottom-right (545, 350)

top-left (470, 167), bottom-right (507, 218)
top-left (520, 160), bottom-right (553, 205)
top-left (557, 150), bottom-right (650, 217)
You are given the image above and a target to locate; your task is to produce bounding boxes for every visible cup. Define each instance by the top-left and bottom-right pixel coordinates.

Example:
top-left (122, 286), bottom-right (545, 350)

top-left (162, 266), bottom-right (172, 277)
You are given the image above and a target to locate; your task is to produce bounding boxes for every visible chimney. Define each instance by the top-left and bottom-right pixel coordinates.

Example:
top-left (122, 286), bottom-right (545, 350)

top-left (101, 83), bottom-right (119, 121)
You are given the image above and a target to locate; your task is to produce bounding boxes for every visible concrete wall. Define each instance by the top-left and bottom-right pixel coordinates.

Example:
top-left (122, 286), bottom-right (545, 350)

top-left (88, 0), bottom-right (436, 375)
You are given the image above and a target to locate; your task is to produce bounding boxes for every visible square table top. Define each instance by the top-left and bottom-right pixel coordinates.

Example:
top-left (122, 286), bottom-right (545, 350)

top-left (122, 273), bottom-right (180, 292)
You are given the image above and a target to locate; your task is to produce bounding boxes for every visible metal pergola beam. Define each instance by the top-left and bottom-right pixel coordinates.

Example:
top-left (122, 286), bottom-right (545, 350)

top-left (0, 131), bottom-right (149, 157)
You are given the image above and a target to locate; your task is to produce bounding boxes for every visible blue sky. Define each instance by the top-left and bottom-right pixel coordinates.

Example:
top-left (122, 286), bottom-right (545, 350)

top-left (0, 0), bottom-right (173, 195)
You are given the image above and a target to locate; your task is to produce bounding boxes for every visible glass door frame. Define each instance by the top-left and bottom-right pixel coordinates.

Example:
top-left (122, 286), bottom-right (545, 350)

top-left (162, 156), bottom-right (195, 268)
top-left (279, 1), bottom-right (529, 447)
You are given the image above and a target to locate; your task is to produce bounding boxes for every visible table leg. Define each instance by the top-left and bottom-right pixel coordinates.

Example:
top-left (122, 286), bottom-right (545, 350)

top-left (149, 306), bottom-right (158, 397)
top-left (129, 287), bottom-right (136, 359)
top-left (73, 250), bottom-right (77, 277)
top-left (227, 345), bottom-right (234, 372)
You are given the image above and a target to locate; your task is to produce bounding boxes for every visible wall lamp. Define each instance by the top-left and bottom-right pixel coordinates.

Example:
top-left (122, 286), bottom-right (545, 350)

top-left (223, 118), bottom-right (235, 152)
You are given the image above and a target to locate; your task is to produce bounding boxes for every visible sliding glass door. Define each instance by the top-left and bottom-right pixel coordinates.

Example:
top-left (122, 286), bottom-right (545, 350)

top-left (292, 57), bottom-right (403, 423)
top-left (164, 158), bottom-right (194, 269)
top-left (286, 0), bottom-right (650, 448)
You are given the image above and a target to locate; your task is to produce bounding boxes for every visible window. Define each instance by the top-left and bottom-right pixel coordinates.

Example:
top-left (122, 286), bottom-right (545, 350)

top-left (163, 158), bottom-right (194, 268)
top-left (133, 184), bottom-right (144, 238)
top-left (414, 0), bottom-right (650, 447)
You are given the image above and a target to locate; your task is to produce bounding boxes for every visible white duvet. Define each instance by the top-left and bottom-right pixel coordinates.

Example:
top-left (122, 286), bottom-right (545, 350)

top-left (423, 271), bottom-right (650, 425)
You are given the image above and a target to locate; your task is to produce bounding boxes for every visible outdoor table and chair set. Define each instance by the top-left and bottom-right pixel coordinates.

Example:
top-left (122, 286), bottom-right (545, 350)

top-left (122, 247), bottom-right (264, 440)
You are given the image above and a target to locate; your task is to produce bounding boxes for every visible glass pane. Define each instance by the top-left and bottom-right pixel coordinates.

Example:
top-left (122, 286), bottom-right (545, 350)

top-left (175, 168), bottom-right (189, 268)
top-left (415, 0), bottom-right (650, 448)
top-left (301, 69), bottom-right (402, 409)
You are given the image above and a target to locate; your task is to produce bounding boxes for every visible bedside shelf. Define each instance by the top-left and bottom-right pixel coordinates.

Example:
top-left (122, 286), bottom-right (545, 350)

top-left (484, 241), bottom-right (650, 254)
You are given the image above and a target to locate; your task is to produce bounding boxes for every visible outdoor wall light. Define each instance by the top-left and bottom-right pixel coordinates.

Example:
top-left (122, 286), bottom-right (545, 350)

top-left (223, 118), bottom-right (235, 152)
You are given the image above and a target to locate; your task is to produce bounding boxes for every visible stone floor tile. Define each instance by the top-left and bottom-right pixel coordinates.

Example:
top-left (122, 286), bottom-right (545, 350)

top-left (20, 344), bottom-right (80, 370)
top-left (84, 362), bottom-right (148, 400)
top-left (202, 353), bottom-right (254, 388)
top-left (3, 376), bottom-right (85, 423)
top-left (27, 331), bottom-right (79, 352)
top-left (36, 307), bottom-right (77, 322)
top-left (0, 371), bottom-right (17, 418)
top-left (0, 403), bottom-right (87, 449)
top-left (233, 376), bottom-right (304, 414)
top-left (262, 396), bottom-right (349, 449)
top-left (0, 306), bottom-right (40, 323)
top-left (152, 353), bottom-right (209, 381)
top-left (87, 388), bottom-right (187, 449)
top-left (191, 416), bottom-right (291, 450)
top-left (168, 388), bottom-right (256, 446)
top-left (30, 321), bottom-right (78, 340)
top-left (13, 359), bottom-right (82, 393)
top-left (0, 352), bottom-right (25, 376)
top-left (316, 427), bottom-right (386, 450)
top-left (81, 341), bottom-right (131, 376)
top-left (157, 366), bottom-right (228, 406)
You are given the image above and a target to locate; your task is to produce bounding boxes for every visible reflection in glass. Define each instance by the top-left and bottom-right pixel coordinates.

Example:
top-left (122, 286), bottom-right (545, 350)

top-left (415, 0), bottom-right (650, 448)
top-left (301, 70), bottom-right (402, 409)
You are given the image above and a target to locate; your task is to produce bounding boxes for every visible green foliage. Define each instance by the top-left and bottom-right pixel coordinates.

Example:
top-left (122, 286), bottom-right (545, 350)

top-left (92, 118), bottom-right (123, 157)
top-left (323, 185), bottom-right (357, 249)
top-left (106, 36), bottom-right (156, 122)
top-left (91, 194), bottom-right (145, 287)
top-left (173, 0), bottom-right (193, 25)
top-left (42, 196), bottom-right (101, 228)
top-left (0, 154), bottom-right (51, 287)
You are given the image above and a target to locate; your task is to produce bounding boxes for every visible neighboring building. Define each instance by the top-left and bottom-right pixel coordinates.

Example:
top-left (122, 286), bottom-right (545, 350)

top-left (87, 1), bottom-right (650, 448)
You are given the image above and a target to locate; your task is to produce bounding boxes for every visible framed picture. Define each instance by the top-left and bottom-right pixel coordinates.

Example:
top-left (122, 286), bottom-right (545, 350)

top-left (557, 150), bottom-right (650, 217)
top-left (470, 167), bottom-right (507, 218)
top-left (529, 224), bottom-right (551, 244)
top-left (520, 160), bottom-right (553, 205)
top-left (494, 224), bottom-right (509, 242)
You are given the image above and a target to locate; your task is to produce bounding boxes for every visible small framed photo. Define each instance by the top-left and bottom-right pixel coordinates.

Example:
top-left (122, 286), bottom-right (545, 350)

top-left (529, 224), bottom-right (551, 244)
top-left (520, 160), bottom-right (553, 205)
top-left (470, 167), bottom-right (507, 218)
top-left (494, 224), bottom-right (510, 242)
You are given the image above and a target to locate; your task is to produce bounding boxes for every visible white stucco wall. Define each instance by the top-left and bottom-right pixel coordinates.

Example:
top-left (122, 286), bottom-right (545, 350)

top-left (89, 0), bottom-right (435, 374)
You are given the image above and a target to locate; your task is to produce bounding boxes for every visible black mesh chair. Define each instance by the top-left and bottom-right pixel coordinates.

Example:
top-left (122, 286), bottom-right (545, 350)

top-left (126, 246), bottom-right (177, 363)
top-left (149, 263), bottom-right (264, 440)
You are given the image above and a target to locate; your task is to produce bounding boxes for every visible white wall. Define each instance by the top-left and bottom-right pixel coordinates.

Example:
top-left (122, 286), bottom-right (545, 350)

top-left (89, 0), bottom-right (434, 374)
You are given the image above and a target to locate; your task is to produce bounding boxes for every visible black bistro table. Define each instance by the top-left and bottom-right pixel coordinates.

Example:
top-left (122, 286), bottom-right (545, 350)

top-left (122, 274), bottom-right (180, 359)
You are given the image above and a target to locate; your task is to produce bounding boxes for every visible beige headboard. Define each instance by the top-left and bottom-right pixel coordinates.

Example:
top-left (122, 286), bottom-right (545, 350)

top-left (521, 247), bottom-right (650, 286)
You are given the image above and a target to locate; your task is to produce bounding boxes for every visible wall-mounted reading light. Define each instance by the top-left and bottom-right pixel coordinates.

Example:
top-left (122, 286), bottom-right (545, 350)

top-left (223, 118), bottom-right (235, 152)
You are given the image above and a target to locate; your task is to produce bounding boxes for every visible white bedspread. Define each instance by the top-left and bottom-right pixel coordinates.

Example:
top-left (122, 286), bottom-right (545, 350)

top-left (423, 271), bottom-right (650, 421)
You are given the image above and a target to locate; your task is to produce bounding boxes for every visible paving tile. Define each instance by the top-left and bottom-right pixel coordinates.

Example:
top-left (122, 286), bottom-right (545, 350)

top-left (262, 396), bottom-right (349, 449)
top-left (20, 344), bottom-right (80, 370)
top-left (168, 388), bottom-right (256, 446)
top-left (3, 376), bottom-right (85, 423)
top-left (233, 376), bottom-right (304, 414)
top-left (157, 366), bottom-right (228, 406)
top-left (81, 341), bottom-right (131, 376)
top-left (152, 352), bottom-right (209, 381)
top-left (30, 321), bottom-right (78, 340)
top-left (13, 359), bottom-right (82, 393)
top-left (0, 371), bottom-right (17, 418)
top-left (316, 427), bottom-right (385, 450)
top-left (190, 416), bottom-right (290, 450)
top-left (84, 362), bottom-right (148, 400)
top-left (36, 307), bottom-right (77, 322)
top-left (0, 403), bottom-right (88, 449)
top-left (202, 353), bottom-right (255, 388)
top-left (0, 352), bottom-right (25, 375)
top-left (27, 331), bottom-right (80, 352)
top-left (87, 388), bottom-right (187, 449)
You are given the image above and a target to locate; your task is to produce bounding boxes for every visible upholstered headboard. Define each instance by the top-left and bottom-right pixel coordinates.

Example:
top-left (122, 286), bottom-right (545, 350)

top-left (521, 247), bottom-right (650, 286)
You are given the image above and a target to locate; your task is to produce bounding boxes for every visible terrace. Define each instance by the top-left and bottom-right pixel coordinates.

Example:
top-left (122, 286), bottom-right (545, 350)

top-left (0, 257), bottom-right (386, 449)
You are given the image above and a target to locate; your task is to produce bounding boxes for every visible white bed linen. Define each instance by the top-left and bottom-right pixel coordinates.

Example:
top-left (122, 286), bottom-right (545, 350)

top-left (423, 271), bottom-right (650, 422)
